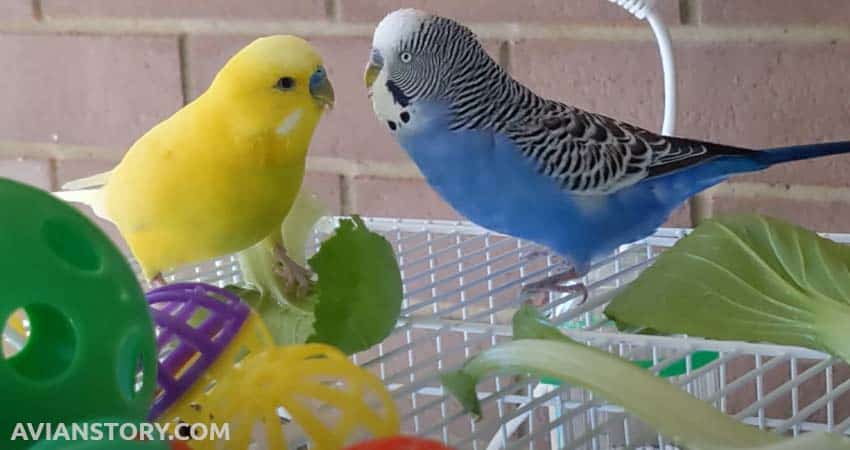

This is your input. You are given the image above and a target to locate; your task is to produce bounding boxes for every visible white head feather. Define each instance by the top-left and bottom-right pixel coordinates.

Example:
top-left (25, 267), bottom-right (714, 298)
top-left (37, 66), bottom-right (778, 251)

top-left (372, 8), bottom-right (431, 55)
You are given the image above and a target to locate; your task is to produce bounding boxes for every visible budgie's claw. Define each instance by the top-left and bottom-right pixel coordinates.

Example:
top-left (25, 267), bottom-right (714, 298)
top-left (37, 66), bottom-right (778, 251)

top-left (520, 268), bottom-right (588, 307)
top-left (519, 248), bottom-right (550, 264)
top-left (273, 244), bottom-right (314, 298)
top-left (148, 273), bottom-right (167, 289)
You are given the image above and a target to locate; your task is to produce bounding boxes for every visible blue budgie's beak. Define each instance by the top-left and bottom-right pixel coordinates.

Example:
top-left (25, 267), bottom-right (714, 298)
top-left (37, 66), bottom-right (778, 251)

top-left (309, 65), bottom-right (335, 109)
top-left (364, 49), bottom-right (383, 89)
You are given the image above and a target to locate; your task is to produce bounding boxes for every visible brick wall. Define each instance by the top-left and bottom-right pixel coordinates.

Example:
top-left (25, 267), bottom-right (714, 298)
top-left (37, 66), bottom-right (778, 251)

top-left (2, 0), bottom-right (850, 233)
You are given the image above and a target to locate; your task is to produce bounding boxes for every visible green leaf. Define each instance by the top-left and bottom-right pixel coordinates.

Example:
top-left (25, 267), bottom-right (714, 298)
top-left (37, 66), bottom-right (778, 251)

top-left (604, 214), bottom-right (850, 363)
top-left (306, 215), bottom-right (404, 355)
top-left (232, 190), bottom-right (403, 354)
top-left (442, 307), bottom-right (850, 450)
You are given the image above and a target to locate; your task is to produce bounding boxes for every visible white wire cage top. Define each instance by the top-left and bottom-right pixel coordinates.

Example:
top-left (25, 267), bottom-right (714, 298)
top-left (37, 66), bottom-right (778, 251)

top-left (156, 217), bottom-right (850, 449)
top-left (6, 217), bottom-right (850, 450)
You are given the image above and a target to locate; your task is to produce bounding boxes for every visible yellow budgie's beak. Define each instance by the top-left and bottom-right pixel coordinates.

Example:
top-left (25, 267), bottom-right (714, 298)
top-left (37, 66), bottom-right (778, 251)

top-left (364, 62), bottom-right (380, 89)
top-left (309, 66), bottom-right (335, 109)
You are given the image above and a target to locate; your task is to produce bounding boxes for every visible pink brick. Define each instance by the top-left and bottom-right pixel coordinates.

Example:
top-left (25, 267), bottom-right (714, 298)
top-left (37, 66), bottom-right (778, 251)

top-left (701, 0), bottom-right (850, 25)
top-left (185, 35), bottom-right (253, 99)
top-left (187, 35), bottom-right (500, 163)
top-left (711, 194), bottom-right (850, 233)
top-left (511, 40), bottom-right (665, 132)
top-left (0, 34), bottom-right (182, 157)
top-left (339, 0), bottom-right (679, 24)
top-left (42, 0), bottom-right (325, 20)
top-left (675, 41), bottom-right (850, 187)
top-left (0, 159), bottom-right (52, 190)
top-left (302, 171), bottom-right (342, 215)
top-left (0, 1), bottom-right (35, 20)
top-left (350, 176), bottom-right (460, 219)
top-left (310, 36), bottom-right (407, 162)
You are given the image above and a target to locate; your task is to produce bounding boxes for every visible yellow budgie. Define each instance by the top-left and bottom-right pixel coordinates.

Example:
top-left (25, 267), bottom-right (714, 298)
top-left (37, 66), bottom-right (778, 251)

top-left (55, 35), bottom-right (334, 286)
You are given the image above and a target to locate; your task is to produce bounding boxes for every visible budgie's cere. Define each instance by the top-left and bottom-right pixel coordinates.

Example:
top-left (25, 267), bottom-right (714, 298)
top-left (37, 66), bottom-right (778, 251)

top-left (56, 35), bottom-right (334, 285)
top-left (366, 9), bottom-right (850, 299)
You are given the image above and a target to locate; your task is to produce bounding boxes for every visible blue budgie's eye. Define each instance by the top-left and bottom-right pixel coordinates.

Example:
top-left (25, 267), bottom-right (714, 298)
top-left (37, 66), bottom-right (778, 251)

top-left (399, 52), bottom-right (412, 63)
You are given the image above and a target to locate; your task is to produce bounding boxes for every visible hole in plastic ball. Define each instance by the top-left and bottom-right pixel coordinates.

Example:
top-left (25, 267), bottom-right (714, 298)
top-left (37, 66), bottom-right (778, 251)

top-left (118, 333), bottom-right (147, 400)
top-left (3, 308), bottom-right (30, 358)
top-left (134, 353), bottom-right (145, 395)
top-left (4, 304), bottom-right (77, 380)
top-left (42, 217), bottom-right (101, 272)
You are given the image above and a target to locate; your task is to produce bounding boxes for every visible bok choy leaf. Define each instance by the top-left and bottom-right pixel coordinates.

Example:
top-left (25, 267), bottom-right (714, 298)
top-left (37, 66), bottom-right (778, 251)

top-left (441, 306), bottom-right (850, 450)
top-left (604, 214), bottom-right (850, 363)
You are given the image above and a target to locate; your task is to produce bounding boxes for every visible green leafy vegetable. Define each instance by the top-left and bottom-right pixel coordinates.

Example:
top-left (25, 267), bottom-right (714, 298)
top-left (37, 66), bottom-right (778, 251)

top-left (441, 306), bottom-right (850, 450)
top-left (230, 189), bottom-right (404, 354)
top-left (226, 285), bottom-right (315, 346)
top-left (306, 215), bottom-right (403, 354)
top-left (235, 189), bottom-right (326, 312)
top-left (604, 214), bottom-right (850, 363)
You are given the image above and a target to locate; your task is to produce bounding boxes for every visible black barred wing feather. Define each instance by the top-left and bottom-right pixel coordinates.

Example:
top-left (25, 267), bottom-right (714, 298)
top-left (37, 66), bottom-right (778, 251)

top-left (505, 104), bottom-right (750, 195)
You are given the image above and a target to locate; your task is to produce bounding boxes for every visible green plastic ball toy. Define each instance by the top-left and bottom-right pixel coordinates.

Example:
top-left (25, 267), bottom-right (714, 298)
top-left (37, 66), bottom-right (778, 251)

top-left (0, 179), bottom-right (157, 450)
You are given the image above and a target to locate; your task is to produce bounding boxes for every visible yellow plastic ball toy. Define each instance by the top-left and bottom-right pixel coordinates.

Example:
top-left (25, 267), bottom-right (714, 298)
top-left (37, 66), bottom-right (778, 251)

top-left (162, 343), bottom-right (399, 450)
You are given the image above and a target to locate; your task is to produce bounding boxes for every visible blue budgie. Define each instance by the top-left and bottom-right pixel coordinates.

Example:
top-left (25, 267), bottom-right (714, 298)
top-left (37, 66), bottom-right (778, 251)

top-left (365, 9), bottom-right (850, 302)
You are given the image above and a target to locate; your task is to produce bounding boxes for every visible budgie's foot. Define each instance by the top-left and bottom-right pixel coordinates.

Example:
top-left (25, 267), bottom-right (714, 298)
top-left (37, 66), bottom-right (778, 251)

top-left (148, 273), bottom-right (167, 289)
top-left (520, 268), bottom-right (588, 307)
top-left (519, 248), bottom-right (551, 264)
top-left (273, 244), bottom-right (314, 298)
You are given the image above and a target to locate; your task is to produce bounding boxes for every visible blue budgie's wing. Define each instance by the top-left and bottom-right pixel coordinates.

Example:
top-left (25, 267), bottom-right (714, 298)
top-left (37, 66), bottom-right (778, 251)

top-left (505, 103), bottom-right (754, 195)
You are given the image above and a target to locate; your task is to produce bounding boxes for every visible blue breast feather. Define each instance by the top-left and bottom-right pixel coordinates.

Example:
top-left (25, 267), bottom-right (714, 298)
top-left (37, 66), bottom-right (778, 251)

top-left (395, 101), bottom-right (730, 271)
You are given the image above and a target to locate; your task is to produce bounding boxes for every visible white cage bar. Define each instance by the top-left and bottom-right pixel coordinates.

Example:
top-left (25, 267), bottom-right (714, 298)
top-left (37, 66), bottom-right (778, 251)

top-left (5, 217), bottom-right (849, 450)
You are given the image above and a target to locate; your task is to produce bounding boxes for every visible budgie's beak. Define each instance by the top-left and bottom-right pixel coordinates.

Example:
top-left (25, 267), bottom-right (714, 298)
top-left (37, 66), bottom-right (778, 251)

top-left (364, 62), bottom-right (381, 89)
top-left (309, 66), bottom-right (335, 110)
top-left (364, 49), bottom-right (383, 89)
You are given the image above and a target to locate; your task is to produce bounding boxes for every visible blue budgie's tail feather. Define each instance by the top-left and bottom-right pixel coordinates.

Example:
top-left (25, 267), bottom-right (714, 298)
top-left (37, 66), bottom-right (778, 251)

top-left (683, 140), bottom-right (850, 184)
top-left (751, 140), bottom-right (850, 167)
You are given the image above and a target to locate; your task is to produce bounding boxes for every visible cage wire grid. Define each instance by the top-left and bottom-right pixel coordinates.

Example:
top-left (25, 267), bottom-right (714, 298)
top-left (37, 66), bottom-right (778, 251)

top-left (7, 217), bottom-right (850, 449)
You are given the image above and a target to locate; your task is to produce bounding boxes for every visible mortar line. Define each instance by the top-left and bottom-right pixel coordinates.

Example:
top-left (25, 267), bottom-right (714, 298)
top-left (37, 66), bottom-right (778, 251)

top-left (177, 34), bottom-right (191, 105)
top-left (689, 193), bottom-right (712, 224)
top-left (326, 0), bottom-right (339, 22)
top-left (712, 181), bottom-right (850, 203)
top-left (2, 20), bottom-right (850, 43)
top-left (0, 141), bottom-right (426, 180)
top-left (498, 40), bottom-right (511, 72)
top-left (339, 174), bottom-right (352, 215)
top-left (31, 0), bottom-right (43, 21)
top-left (47, 158), bottom-right (58, 191)
top-left (679, 0), bottom-right (700, 26)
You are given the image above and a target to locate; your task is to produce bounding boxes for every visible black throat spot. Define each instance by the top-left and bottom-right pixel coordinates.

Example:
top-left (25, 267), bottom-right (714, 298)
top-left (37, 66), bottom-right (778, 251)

top-left (386, 80), bottom-right (411, 107)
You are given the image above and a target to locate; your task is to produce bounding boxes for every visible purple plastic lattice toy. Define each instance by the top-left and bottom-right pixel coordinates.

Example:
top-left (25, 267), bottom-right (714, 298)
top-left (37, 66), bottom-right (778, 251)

top-left (146, 282), bottom-right (250, 420)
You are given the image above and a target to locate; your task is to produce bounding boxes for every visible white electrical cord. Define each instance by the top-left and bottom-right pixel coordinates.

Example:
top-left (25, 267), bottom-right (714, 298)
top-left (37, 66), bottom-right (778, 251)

top-left (610, 0), bottom-right (678, 135)
top-left (484, 2), bottom-right (679, 449)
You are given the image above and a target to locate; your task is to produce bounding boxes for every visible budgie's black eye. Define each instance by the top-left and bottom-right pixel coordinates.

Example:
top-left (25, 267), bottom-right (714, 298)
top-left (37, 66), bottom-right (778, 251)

top-left (399, 52), bottom-right (412, 63)
top-left (275, 77), bottom-right (295, 91)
